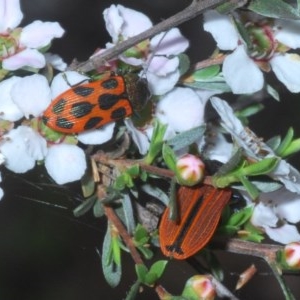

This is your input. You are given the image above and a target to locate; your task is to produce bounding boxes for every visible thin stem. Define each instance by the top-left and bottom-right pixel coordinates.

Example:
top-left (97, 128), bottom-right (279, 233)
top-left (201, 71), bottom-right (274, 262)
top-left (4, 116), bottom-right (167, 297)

top-left (73, 0), bottom-right (246, 72)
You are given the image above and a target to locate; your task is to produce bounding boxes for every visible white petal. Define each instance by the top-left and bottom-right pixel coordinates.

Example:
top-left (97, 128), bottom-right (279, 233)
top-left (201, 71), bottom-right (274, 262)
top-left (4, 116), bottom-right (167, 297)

top-left (0, 126), bottom-right (42, 173)
top-left (50, 71), bottom-right (89, 99)
top-left (116, 5), bottom-right (152, 39)
top-left (125, 119), bottom-right (151, 155)
top-left (0, 187), bottom-right (4, 201)
top-left (20, 20), bottom-right (65, 48)
top-left (265, 224), bottom-right (300, 244)
top-left (203, 10), bottom-right (239, 50)
top-left (147, 69), bottom-right (180, 95)
top-left (44, 53), bottom-right (67, 71)
top-left (251, 202), bottom-right (278, 228)
top-left (148, 56), bottom-right (179, 76)
top-left (11, 74), bottom-right (51, 118)
top-left (103, 4), bottom-right (124, 42)
top-left (150, 28), bottom-right (189, 55)
top-left (156, 87), bottom-right (205, 132)
top-left (0, 0), bottom-right (23, 33)
top-left (204, 132), bottom-right (233, 163)
top-left (0, 76), bottom-right (23, 121)
top-left (45, 144), bottom-right (87, 184)
top-left (223, 46), bottom-right (264, 94)
top-left (274, 19), bottom-right (300, 49)
top-left (78, 123), bottom-right (115, 145)
top-left (2, 48), bottom-right (45, 70)
top-left (270, 53), bottom-right (300, 93)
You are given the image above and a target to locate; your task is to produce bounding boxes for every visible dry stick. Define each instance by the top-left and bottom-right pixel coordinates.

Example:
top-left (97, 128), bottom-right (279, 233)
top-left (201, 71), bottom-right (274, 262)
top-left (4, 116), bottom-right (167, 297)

top-left (73, 0), bottom-right (247, 73)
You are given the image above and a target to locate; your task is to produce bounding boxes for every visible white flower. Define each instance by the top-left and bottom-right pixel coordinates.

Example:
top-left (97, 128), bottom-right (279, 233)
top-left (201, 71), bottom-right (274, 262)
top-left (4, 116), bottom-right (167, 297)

top-left (0, 0), bottom-right (65, 71)
top-left (156, 87), bottom-right (206, 134)
top-left (44, 53), bottom-right (67, 71)
top-left (103, 4), bottom-right (152, 43)
top-left (78, 123), bottom-right (115, 145)
top-left (11, 74), bottom-right (52, 117)
top-left (203, 10), bottom-right (300, 93)
top-left (0, 126), bottom-right (47, 173)
top-left (45, 144), bottom-right (87, 185)
top-left (251, 189), bottom-right (300, 244)
top-left (0, 76), bottom-right (23, 121)
top-left (0, 0), bottom-right (23, 34)
top-left (19, 20), bottom-right (65, 49)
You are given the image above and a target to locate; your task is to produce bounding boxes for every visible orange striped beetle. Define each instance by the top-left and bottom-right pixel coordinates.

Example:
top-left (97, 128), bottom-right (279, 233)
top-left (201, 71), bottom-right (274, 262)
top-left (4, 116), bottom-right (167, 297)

top-left (159, 184), bottom-right (231, 260)
top-left (42, 73), bottom-right (151, 133)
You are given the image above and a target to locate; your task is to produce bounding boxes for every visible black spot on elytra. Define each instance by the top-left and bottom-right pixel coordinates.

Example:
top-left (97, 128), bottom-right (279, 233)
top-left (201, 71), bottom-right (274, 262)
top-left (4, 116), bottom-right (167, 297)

top-left (56, 117), bottom-right (74, 129)
top-left (70, 101), bottom-right (95, 118)
top-left (52, 99), bottom-right (66, 115)
top-left (84, 117), bottom-right (103, 130)
top-left (110, 107), bottom-right (127, 120)
top-left (42, 116), bottom-right (49, 125)
top-left (98, 94), bottom-right (121, 110)
top-left (101, 78), bottom-right (119, 89)
top-left (73, 86), bottom-right (94, 97)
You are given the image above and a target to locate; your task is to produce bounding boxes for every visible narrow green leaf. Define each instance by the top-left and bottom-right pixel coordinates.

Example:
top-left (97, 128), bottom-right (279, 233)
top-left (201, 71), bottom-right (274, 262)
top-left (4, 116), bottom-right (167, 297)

top-left (167, 125), bottom-right (206, 151)
top-left (140, 184), bottom-right (169, 206)
top-left (135, 264), bottom-right (148, 283)
top-left (282, 139), bottom-right (300, 157)
top-left (137, 246), bottom-right (153, 260)
top-left (168, 178), bottom-right (178, 221)
top-left (148, 260), bottom-right (168, 280)
top-left (267, 84), bottom-right (280, 101)
top-left (93, 199), bottom-right (105, 218)
top-left (276, 127), bottom-right (294, 156)
top-left (178, 53), bottom-right (190, 76)
top-left (122, 193), bottom-right (136, 235)
top-left (102, 226), bottom-right (122, 287)
top-left (112, 236), bottom-right (121, 266)
top-left (266, 135), bottom-right (282, 151)
top-left (125, 280), bottom-right (141, 300)
top-left (241, 157), bottom-right (279, 176)
top-left (227, 206), bottom-right (253, 227)
top-left (192, 65), bottom-right (220, 80)
top-left (239, 176), bottom-right (260, 200)
top-left (214, 148), bottom-right (243, 176)
top-left (162, 143), bottom-right (178, 172)
top-left (184, 81), bottom-right (231, 92)
top-left (73, 194), bottom-right (97, 217)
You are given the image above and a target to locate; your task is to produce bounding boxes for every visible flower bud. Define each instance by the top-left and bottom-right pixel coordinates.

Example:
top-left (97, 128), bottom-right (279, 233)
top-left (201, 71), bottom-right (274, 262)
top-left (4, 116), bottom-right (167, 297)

top-left (283, 242), bottom-right (300, 269)
top-left (176, 154), bottom-right (205, 186)
top-left (181, 275), bottom-right (216, 300)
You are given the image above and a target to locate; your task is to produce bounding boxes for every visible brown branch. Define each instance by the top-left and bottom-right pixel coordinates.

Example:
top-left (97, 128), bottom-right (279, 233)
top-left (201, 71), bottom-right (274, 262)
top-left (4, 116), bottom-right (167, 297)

top-left (73, 0), bottom-right (247, 73)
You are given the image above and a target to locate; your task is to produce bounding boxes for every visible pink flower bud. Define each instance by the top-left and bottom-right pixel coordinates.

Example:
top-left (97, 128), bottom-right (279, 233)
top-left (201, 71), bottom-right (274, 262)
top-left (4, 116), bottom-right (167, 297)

top-left (176, 154), bottom-right (205, 186)
top-left (283, 242), bottom-right (300, 269)
top-left (182, 275), bottom-right (216, 300)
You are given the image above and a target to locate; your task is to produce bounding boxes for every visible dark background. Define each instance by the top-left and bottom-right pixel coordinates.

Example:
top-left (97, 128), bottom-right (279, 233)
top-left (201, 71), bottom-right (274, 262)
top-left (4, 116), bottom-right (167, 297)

top-left (0, 1), bottom-right (300, 299)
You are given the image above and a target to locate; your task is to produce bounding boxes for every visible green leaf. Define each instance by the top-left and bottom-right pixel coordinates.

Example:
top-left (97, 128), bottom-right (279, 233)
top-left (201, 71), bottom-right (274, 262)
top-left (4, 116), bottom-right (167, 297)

top-left (184, 81), bottom-right (231, 92)
top-left (137, 246), bottom-right (153, 260)
top-left (73, 194), bottom-right (97, 217)
top-left (214, 148), bottom-right (243, 176)
top-left (168, 178), bottom-right (178, 221)
top-left (192, 65), bottom-right (220, 80)
top-left (178, 53), bottom-right (190, 76)
top-left (102, 226), bottom-right (122, 287)
top-left (81, 169), bottom-right (96, 198)
top-left (162, 143), bottom-right (178, 172)
top-left (112, 235), bottom-right (122, 266)
top-left (122, 193), bottom-right (136, 235)
top-left (125, 280), bottom-right (141, 300)
top-left (127, 164), bottom-right (140, 177)
top-left (275, 127), bottom-right (294, 156)
top-left (241, 157), bottom-right (279, 176)
top-left (140, 184), bottom-right (169, 206)
top-left (167, 125), bottom-right (206, 151)
top-left (239, 176), bottom-right (260, 200)
top-left (233, 180), bottom-right (282, 193)
top-left (267, 84), bottom-right (280, 101)
top-left (282, 139), bottom-right (300, 157)
top-left (134, 224), bottom-right (149, 244)
top-left (135, 264), bottom-right (148, 283)
top-left (148, 260), bottom-right (168, 281)
top-left (93, 199), bottom-right (105, 218)
top-left (248, 0), bottom-right (300, 19)
top-left (227, 206), bottom-right (253, 227)
top-left (144, 120), bottom-right (168, 164)
top-left (267, 135), bottom-right (282, 151)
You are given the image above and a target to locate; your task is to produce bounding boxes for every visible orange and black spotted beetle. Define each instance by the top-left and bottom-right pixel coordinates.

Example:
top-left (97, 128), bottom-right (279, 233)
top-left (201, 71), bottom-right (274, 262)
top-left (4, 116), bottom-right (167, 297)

top-left (159, 184), bottom-right (232, 260)
top-left (42, 73), bottom-right (151, 133)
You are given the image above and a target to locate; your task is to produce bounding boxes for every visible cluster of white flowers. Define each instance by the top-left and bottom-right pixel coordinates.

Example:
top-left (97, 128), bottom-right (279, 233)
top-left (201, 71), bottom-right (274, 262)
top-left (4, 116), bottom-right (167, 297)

top-left (0, 1), bottom-right (300, 248)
